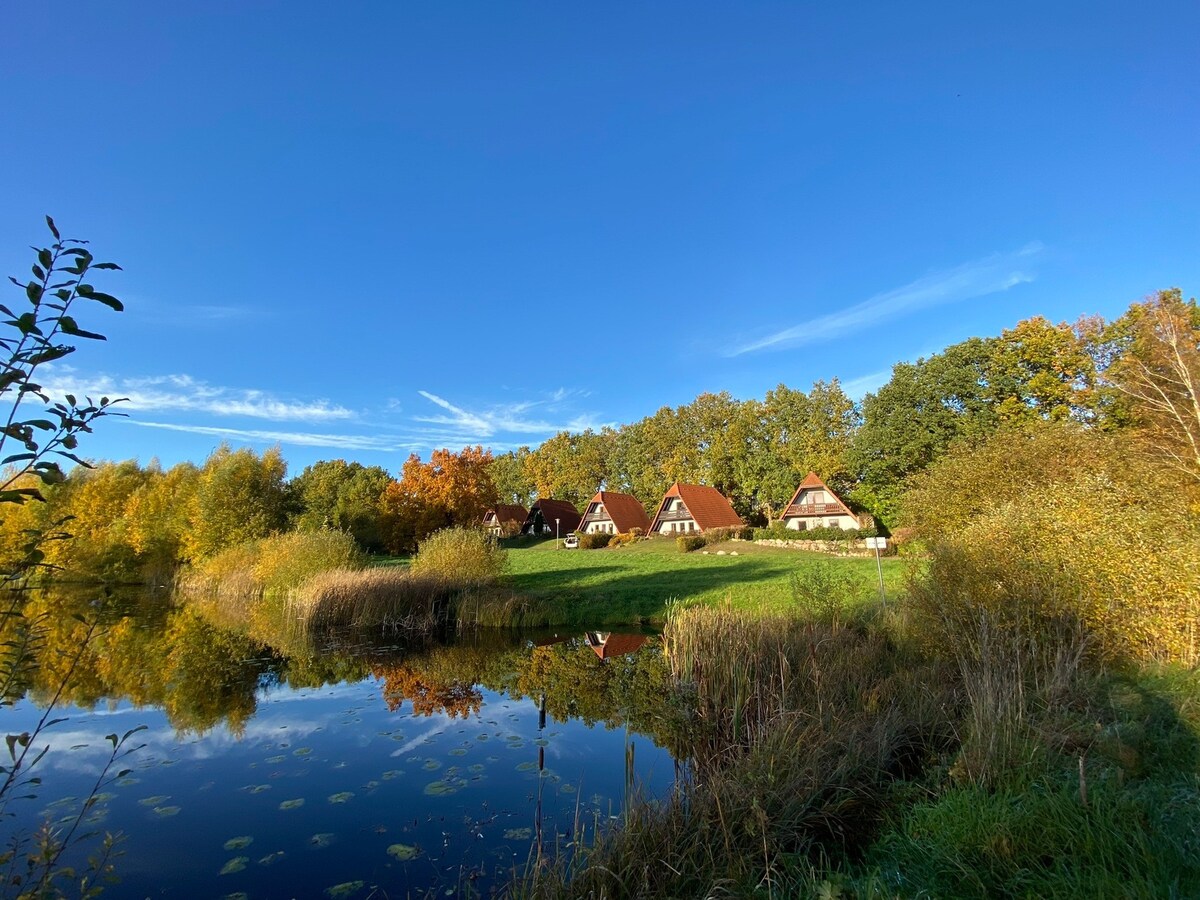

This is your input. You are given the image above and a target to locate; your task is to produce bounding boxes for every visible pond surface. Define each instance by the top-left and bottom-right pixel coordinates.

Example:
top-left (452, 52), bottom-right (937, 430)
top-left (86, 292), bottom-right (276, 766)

top-left (1, 591), bottom-right (683, 898)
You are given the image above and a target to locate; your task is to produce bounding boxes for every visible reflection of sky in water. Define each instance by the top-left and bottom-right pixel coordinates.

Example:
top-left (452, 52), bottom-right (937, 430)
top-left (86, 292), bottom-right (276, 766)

top-left (4, 675), bottom-right (676, 897)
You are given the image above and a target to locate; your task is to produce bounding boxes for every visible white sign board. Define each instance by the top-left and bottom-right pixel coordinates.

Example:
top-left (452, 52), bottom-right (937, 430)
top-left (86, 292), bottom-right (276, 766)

top-left (865, 537), bottom-right (888, 550)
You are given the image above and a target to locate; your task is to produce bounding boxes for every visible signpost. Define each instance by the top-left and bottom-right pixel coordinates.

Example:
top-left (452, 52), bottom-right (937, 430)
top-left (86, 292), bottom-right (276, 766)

top-left (866, 536), bottom-right (888, 605)
top-left (555, 517), bottom-right (561, 549)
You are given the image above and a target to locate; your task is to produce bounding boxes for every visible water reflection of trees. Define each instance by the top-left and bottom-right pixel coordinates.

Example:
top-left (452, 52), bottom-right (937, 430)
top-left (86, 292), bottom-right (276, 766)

top-left (7, 589), bottom-right (688, 754)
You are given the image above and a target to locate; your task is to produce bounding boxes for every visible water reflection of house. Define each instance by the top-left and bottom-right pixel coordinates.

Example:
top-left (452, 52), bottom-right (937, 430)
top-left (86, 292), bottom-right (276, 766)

top-left (520, 498), bottom-right (582, 536)
top-left (647, 482), bottom-right (743, 535)
top-left (482, 504), bottom-right (528, 537)
top-left (779, 472), bottom-right (860, 531)
top-left (578, 490), bottom-right (651, 535)
top-left (584, 632), bottom-right (649, 660)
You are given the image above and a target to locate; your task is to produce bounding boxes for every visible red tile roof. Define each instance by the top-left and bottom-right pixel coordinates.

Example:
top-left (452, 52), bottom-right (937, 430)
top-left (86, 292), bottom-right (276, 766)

top-left (648, 482), bottom-right (743, 533)
top-left (483, 504), bottom-right (528, 527)
top-left (582, 491), bottom-right (651, 533)
top-left (587, 633), bottom-right (648, 660)
top-left (525, 498), bottom-right (582, 533)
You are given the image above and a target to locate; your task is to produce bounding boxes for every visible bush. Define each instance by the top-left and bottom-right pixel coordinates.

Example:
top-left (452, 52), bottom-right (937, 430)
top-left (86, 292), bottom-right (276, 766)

top-left (677, 534), bottom-right (706, 553)
top-left (253, 530), bottom-right (366, 593)
top-left (753, 523), bottom-right (876, 542)
top-left (410, 527), bottom-right (507, 585)
top-left (292, 568), bottom-right (457, 631)
top-left (608, 532), bottom-right (639, 547)
top-left (578, 532), bottom-right (613, 550)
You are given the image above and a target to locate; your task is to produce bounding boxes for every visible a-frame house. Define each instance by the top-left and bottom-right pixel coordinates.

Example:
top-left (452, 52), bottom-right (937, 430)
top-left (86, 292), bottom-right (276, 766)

top-left (520, 498), bottom-right (582, 536)
top-left (578, 490), bottom-right (651, 535)
top-left (779, 472), bottom-right (859, 531)
top-left (482, 504), bottom-right (528, 537)
top-left (647, 482), bottom-right (743, 535)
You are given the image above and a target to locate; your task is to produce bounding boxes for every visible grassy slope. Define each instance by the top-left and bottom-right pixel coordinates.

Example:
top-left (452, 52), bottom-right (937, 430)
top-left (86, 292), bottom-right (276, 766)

top-left (499, 536), bottom-right (904, 625)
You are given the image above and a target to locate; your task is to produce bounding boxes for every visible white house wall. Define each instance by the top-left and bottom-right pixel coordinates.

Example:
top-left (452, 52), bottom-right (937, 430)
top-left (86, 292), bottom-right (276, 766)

top-left (782, 513), bottom-right (859, 530)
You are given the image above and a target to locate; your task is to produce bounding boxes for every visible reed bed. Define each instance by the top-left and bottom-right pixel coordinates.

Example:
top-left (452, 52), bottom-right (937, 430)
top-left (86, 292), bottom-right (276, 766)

top-left (517, 605), bottom-right (955, 898)
top-left (288, 568), bottom-right (461, 631)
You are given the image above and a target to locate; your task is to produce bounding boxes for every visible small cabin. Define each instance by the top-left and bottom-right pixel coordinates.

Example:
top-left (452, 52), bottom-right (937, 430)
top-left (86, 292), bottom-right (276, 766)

top-left (578, 490), bottom-right (651, 535)
top-left (520, 498), bottom-right (582, 536)
top-left (482, 504), bottom-right (528, 537)
top-left (647, 482), bottom-right (743, 535)
top-left (779, 473), bottom-right (859, 531)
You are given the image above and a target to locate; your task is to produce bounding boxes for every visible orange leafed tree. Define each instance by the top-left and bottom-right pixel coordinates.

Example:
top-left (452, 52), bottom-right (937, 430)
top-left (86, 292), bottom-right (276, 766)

top-left (378, 447), bottom-right (499, 553)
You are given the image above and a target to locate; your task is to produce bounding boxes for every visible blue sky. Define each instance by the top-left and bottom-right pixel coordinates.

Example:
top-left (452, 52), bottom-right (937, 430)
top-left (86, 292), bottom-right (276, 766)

top-left (3, 2), bottom-right (1197, 474)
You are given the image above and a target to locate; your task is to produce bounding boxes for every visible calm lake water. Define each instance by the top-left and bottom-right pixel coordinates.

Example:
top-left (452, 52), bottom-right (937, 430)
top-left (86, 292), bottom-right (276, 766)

top-left (2, 591), bottom-right (682, 898)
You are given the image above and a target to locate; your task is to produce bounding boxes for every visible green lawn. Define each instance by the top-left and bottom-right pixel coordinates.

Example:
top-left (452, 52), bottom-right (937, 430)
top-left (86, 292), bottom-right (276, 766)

top-left (498, 536), bottom-right (904, 625)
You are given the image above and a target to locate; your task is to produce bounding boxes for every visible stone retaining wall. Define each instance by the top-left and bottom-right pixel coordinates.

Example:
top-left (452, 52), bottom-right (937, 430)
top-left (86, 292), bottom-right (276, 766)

top-left (753, 538), bottom-right (877, 558)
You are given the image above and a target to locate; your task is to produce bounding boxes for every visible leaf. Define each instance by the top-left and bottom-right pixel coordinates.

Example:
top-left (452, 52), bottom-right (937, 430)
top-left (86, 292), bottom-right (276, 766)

top-left (85, 292), bottom-right (123, 312)
top-left (32, 264), bottom-right (45, 281)
top-left (2, 454), bottom-right (36, 465)
top-left (25, 282), bottom-right (42, 304)
top-left (46, 216), bottom-right (60, 239)
top-left (91, 262), bottom-right (122, 270)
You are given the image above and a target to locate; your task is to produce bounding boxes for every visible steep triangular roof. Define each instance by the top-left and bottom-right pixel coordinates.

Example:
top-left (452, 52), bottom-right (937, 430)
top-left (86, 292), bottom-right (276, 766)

top-left (525, 498), bottom-right (582, 533)
top-left (586, 632), bottom-right (648, 660)
top-left (483, 504), bottom-right (528, 526)
top-left (582, 491), bottom-right (651, 533)
top-left (648, 482), bottom-right (743, 532)
top-left (784, 472), bottom-right (854, 516)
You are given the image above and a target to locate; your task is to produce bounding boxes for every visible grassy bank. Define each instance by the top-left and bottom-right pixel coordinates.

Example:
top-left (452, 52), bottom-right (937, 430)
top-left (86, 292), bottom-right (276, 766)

top-left (377, 537), bottom-right (904, 626)
top-left (514, 602), bottom-right (1200, 899)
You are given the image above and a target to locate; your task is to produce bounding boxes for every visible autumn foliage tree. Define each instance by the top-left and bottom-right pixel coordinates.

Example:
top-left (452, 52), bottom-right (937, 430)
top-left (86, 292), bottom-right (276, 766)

top-left (378, 447), bottom-right (498, 554)
top-left (1106, 289), bottom-right (1200, 486)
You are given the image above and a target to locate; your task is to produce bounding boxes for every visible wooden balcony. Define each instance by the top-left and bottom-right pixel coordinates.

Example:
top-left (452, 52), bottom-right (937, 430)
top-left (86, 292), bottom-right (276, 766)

top-left (656, 508), bottom-right (693, 522)
top-left (784, 502), bottom-right (845, 518)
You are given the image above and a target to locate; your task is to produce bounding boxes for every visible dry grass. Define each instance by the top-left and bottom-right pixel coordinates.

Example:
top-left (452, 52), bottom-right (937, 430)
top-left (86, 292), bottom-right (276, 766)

top-left (516, 605), bottom-right (955, 898)
top-left (288, 567), bottom-right (461, 631)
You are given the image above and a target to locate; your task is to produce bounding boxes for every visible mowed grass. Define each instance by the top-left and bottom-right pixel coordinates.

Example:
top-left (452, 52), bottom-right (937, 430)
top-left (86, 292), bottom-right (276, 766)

top-left (500, 536), bottom-right (904, 624)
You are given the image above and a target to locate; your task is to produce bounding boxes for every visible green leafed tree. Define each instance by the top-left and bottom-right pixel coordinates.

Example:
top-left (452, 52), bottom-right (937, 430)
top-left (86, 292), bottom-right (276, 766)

top-left (183, 445), bottom-right (289, 561)
top-left (289, 459), bottom-right (392, 552)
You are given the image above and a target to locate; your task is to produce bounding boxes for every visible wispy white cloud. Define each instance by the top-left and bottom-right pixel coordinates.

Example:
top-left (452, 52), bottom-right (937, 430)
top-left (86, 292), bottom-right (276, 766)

top-left (41, 371), bottom-right (354, 423)
top-left (729, 243), bottom-right (1043, 356)
top-left (414, 390), bottom-right (609, 438)
top-left (838, 369), bottom-right (892, 399)
top-left (122, 420), bottom-right (420, 452)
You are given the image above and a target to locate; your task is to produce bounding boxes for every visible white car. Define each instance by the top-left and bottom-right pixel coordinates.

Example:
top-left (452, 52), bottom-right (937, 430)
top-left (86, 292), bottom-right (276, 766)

top-left (562, 533), bottom-right (579, 549)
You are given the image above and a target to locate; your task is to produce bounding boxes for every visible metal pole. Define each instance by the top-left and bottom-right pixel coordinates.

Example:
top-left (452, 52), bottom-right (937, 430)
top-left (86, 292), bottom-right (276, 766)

top-left (556, 518), bottom-right (560, 548)
top-left (874, 542), bottom-right (886, 606)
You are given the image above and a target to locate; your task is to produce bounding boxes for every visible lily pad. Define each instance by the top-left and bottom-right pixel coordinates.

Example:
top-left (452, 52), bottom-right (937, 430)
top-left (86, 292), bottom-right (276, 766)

top-left (561, 784), bottom-right (576, 794)
top-left (224, 836), bottom-right (253, 851)
top-left (138, 795), bottom-right (170, 806)
top-left (248, 784), bottom-right (271, 794)
top-left (327, 792), bottom-right (354, 804)
top-left (310, 833), bottom-right (335, 848)
top-left (116, 776), bottom-right (139, 786)
top-left (293, 747), bottom-right (312, 757)
top-left (421, 760), bottom-right (441, 771)
top-left (223, 893), bottom-right (249, 900)
top-left (516, 761), bottom-right (537, 772)
top-left (448, 748), bottom-right (467, 757)
top-left (382, 770), bottom-right (404, 780)
top-left (504, 828), bottom-right (533, 840)
top-left (266, 755), bottom-right (286, 764)
top-left (279, 798), bottom-right (305, 810)
top-left (153, 806), bottom-right (181, 817)
top-left (258, 851), bottom-right (286, 865)
top-left (324, 881), bottom-right (364, 898)
top-left (387, 843), bottom-right (419, 861)
top-left (219, 856), bottom-right (248, 875)
top-left (468, 764), bottom-right (485, 774)
top-left (423, 780), bottom-right (459, 796)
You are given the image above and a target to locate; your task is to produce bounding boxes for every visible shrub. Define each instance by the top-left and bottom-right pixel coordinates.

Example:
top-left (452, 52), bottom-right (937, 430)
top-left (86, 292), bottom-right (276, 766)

top-left (578, 532), bottom-right (613, 550)
top-left (789, 561), bottom-right (867, 623)
top-left (753, 523), bottom-right (876, 542)
top-left (253, 530), bottom-right (366, 593)
top-left (677, 534), bottom-right (706, 553)
top-left (410, 527), bottom-right (507, 585)
top-left (608, 531), bottom-right (639, 547)
top-left (699, 526), bottom-right (739, 545)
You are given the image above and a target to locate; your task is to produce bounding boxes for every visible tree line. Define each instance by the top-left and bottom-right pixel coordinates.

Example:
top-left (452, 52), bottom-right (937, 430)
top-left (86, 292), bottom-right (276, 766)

top-left (1, 288), bottom-right (1194, 574)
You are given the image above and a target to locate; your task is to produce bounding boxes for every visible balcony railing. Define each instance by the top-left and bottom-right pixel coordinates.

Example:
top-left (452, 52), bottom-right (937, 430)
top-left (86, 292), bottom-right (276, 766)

top-left (784, 502), bottom-right (845, 518)
top-left (581, 511), bottom-right (611, 524)
top-left (656, 508), bottom-right (693, 522)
